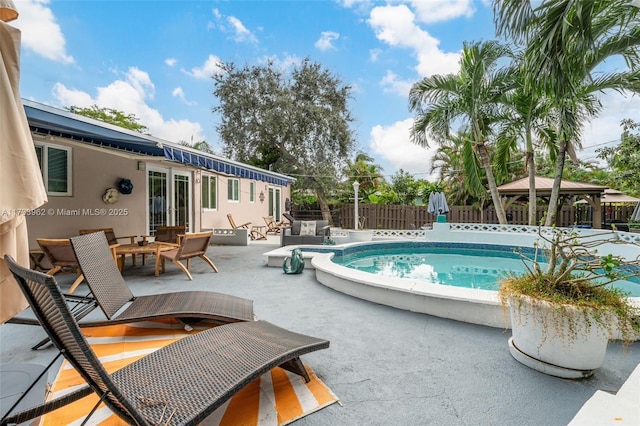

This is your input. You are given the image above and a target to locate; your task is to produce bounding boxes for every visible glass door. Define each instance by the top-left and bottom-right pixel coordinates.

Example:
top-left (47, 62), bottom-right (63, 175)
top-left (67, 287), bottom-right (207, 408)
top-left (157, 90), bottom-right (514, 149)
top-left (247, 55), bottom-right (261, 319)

top-left (268, 187), bottom-right (282, 220)
top-left (148, 167), bottom-right (191, 236)
top-left (172, 172), bottom-right (191, 230)
top-left (149, 169), bottom-right (168, 235)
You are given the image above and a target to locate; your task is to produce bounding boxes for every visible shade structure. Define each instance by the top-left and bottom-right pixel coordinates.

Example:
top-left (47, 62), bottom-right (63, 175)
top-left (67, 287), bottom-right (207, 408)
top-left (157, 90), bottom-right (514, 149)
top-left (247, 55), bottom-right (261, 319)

top-left (574, 188), bottom-right (640, 205)
top-left (427, 192), bottom-right (449, 215)
top-left (0, 6), bottom-right (48, 324)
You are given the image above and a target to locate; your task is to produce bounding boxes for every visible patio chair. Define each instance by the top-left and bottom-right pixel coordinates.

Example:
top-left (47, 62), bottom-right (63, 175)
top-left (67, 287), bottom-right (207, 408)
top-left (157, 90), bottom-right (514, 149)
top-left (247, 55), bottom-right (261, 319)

top-left (137, 225), bottom-right (186, 265)
top-left (3, 255), bottom-right (330, 426)
top-left (263, 216), bottom-right (287, 235)
top-left (155, 231), bottom-right (218, 280)
top-left (227, 213), bottom-right (266, 240)
top-left (69, 231), bottom-right (254, 327)
top-left (36, 238), bottom-right (85, 294)
top-left (154, 225), bottom-right (186, 244)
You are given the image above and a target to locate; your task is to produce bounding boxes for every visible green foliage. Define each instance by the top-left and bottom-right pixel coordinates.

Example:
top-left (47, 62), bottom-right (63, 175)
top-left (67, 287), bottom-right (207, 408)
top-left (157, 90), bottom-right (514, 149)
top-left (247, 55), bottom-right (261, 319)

top-left (179, 139), bottom-right (215, 154)
top-left (66, 105), bottom-right (149, 134)
top-left (212, 58), bottom-right (356, 219)
top-left (597, 119), bottom-right (640, 197)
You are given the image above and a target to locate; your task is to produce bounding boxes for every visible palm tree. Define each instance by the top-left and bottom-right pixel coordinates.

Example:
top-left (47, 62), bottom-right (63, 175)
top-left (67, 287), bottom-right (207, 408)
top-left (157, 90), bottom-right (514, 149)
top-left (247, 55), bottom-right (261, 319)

top-left (494, 0), bottom-right (640, 226)
top-left (494, 56), bottom-right (557, 225)
top-left (409, 40), bottom-right (513, 224)
top-left (430, 133), bottom-right (477, 206)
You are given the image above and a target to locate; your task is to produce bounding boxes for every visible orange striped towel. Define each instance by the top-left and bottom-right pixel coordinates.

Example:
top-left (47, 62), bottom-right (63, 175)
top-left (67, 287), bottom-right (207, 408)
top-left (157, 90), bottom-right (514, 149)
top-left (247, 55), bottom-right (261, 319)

top-left (42, 319), bottom-right (339, 425)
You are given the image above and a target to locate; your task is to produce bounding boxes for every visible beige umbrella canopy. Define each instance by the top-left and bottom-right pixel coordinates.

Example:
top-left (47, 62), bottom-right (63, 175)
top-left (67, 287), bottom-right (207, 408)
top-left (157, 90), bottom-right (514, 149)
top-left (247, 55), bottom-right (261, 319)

top-left (0, 0), bottom-right (48, 323)
top-left (574, 188), bottom-right (640, 204)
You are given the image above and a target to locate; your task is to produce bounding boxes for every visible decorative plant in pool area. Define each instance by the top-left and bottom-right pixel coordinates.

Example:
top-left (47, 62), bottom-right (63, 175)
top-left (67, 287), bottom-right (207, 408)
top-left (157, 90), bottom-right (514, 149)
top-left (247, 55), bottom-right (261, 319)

top-left (499, 225), bottom-right (640, 378)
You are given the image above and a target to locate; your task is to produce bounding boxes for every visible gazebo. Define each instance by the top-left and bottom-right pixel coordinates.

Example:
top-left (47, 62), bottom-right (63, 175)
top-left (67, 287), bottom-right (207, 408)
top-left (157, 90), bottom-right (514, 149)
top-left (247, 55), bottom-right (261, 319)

top-left (496, 176), bottom-right (608, 228)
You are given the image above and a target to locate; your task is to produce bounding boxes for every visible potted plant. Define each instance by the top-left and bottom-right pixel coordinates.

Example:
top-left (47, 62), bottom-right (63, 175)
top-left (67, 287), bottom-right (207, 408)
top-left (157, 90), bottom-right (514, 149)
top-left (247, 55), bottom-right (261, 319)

top-left (499, 225), bottom-right (640, 379)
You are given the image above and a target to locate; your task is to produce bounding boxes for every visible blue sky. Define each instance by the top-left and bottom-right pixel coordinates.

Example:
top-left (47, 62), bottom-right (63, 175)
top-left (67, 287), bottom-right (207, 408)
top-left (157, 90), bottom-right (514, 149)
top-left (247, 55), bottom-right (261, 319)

top-left (11, 0), bottom-right (640, 180)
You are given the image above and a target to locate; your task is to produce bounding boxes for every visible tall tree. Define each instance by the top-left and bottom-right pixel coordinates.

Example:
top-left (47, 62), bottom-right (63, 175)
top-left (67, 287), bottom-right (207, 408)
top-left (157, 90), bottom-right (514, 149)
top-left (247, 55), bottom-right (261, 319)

top-left (494, 55), bottom-right (556, 225)
top-left (213, 58), bottom-right (355, 220)
top-left (494, 0), bottom-right (640, 225)
top-left (409, 40), bottom-right (512, 224)
top-left (65, 105), bottom-right (149, 134)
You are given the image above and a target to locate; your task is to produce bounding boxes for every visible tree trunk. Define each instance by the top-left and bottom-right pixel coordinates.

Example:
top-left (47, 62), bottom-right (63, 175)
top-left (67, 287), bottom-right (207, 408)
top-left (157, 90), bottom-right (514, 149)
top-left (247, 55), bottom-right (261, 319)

top-left (545, 138), bottom-right (567, 226)
top-left (316, 189), bottom-right (333, 224)
top-left (525, 128), bottom-right (537, 226)
top-left (476, 143), bottom-right (507, 224)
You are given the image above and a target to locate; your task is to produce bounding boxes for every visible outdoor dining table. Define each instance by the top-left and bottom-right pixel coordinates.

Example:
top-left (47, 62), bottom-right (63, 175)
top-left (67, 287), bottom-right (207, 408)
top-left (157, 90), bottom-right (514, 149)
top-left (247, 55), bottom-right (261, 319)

top-left (114, 242), bottom-right (176, 272)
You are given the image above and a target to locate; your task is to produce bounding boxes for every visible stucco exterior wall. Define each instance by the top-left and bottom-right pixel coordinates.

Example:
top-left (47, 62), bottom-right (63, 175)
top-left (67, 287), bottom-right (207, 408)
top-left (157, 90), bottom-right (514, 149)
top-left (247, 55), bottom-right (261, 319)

top-left (25, 135), bottom-right (292, 249)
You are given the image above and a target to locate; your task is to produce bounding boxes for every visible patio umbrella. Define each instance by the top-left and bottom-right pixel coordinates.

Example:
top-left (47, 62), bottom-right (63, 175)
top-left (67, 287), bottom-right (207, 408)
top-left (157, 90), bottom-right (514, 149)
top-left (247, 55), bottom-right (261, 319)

top-left (427, 191), bottom-right (449, 215)
top-left (0, 1), bottom-right (48, 324)
top-left (632, 203), bottom-right (640, 222)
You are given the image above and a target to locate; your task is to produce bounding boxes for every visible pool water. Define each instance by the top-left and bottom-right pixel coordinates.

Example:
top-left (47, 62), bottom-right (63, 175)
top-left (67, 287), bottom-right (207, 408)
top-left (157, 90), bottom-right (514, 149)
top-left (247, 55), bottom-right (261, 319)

top-left (333, 246), bottom-right (640, 296)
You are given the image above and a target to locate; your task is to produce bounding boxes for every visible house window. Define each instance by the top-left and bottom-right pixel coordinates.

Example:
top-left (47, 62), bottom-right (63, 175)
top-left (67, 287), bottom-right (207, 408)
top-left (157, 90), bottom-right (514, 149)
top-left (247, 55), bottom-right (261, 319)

top-left (227, 178), bottom-right (239, 202)
top-left (201, 175), bottom-right (217, 209)
top-left (35, 142), bottom-right (72, 196)
top-left (249, 181), bottom-right (255, 203)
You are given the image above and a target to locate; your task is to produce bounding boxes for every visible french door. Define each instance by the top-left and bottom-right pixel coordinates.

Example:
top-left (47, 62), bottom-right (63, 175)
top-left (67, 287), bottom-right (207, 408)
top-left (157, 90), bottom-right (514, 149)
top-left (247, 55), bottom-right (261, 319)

top-left (268, 187), bottom-right (282, 219)
top-left (148, 167), bottom-right (191, 235)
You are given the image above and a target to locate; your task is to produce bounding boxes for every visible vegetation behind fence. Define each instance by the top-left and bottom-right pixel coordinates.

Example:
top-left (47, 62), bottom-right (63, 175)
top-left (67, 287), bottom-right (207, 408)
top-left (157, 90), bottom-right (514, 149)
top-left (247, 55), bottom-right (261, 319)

top-left (292, 204), bottom-right (637, 230)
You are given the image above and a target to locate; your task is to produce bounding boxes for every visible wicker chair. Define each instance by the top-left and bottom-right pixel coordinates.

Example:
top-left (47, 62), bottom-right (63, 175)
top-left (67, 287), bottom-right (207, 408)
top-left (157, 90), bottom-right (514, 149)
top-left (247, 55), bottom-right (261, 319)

top-left (3, 255), bottom-right (330, 426)
top-left (155, 231), bottom-right (218, 280)
top-left (69, 231), bottom-right (253, 327)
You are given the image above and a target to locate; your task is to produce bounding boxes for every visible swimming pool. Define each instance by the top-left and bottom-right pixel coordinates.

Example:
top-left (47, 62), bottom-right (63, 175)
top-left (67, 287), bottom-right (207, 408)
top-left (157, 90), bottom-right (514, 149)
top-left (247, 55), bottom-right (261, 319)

top-left (331, 244), bottom-right (640, 296)
top-left (301, 239), bottom-right (640, 330)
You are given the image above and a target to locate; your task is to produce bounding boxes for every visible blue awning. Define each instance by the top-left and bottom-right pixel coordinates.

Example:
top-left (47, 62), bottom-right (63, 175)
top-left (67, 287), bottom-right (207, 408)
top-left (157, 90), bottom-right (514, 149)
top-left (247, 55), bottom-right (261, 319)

top-left (162, 146), bottom-right (292, 186)
top-left (24, 100), bottom-right (295, 186)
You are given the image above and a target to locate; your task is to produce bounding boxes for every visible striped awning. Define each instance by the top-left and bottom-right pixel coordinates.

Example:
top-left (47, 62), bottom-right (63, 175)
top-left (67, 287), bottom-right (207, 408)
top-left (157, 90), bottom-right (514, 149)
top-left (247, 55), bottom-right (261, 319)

top-left (24, 99), bottom-right (295, 186)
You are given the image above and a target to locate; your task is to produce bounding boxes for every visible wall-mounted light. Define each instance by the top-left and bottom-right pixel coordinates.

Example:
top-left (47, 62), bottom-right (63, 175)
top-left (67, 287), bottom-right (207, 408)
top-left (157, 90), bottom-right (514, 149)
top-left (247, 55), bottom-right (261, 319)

top-left (259, 191), bottom-right (265, 203)
top-left (137, 161), bottom-right (145, 171)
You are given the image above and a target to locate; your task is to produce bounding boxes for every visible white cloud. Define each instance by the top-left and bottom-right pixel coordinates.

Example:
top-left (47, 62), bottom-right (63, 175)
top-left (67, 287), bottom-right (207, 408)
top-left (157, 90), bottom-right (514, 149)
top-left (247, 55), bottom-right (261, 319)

top-left (368, 4), bottom-right (460, 77)
top-left (10, 0), bottom-right (73, 63)
top-left (165, 58), bottom-right (177, 67)
top-left (369, 118), bottom-right (439, 179)
top-left (172, 86), bottom-right (196, 106)
top-left (227, 16), bottom-right (258, 43)
top-left (258, 54), bottom-right (303, 71)
top-left (52, 68), bottom-right (204, 143)
top-left (408, 0), bottom-right (475, 24)
top-left (315, 31), bottom-right (340, 51)
top-left (380, 70), bottom-right (413, 96)
top-left (182, 54), bottom-right (224, 80)
top-left (369, 48), bottom-right (382, 62)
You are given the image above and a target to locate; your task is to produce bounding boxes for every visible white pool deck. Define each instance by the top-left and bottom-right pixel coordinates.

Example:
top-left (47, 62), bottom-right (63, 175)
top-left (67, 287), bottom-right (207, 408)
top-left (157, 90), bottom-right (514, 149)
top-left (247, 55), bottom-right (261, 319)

top-left (264, 222), bottom-right (640, 424)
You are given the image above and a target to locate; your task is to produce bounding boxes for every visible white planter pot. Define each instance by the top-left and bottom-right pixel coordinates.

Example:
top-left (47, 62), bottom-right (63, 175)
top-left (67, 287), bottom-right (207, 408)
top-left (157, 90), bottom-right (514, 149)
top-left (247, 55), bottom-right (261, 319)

top-left (508, 295), bottom-right (613, 379)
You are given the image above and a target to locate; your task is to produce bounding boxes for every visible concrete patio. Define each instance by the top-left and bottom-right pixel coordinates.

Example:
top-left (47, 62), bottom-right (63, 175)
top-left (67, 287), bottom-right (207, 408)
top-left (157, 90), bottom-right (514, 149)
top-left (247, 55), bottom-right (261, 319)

top-left (1, 236), bottom-right (639, 425)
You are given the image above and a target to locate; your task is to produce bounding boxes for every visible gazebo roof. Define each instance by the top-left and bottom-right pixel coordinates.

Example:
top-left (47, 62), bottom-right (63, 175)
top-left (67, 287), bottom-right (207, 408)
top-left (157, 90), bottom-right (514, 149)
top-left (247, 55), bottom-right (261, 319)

top-left (497, 176), bottom-right (608, 196)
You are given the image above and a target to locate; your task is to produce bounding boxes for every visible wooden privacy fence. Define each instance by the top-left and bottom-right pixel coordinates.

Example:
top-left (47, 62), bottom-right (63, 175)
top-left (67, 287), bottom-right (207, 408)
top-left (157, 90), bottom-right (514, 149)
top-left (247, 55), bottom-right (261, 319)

top-left (291, 204), bottom-right (638, 230)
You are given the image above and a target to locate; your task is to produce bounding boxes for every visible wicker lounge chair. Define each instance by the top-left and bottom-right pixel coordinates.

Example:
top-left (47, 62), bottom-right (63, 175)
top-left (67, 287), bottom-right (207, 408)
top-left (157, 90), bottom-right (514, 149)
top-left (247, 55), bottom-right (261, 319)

top-left (3, 255), bottom-right (330, 426)
top-left (67, 231), bottom-right (253, 327)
